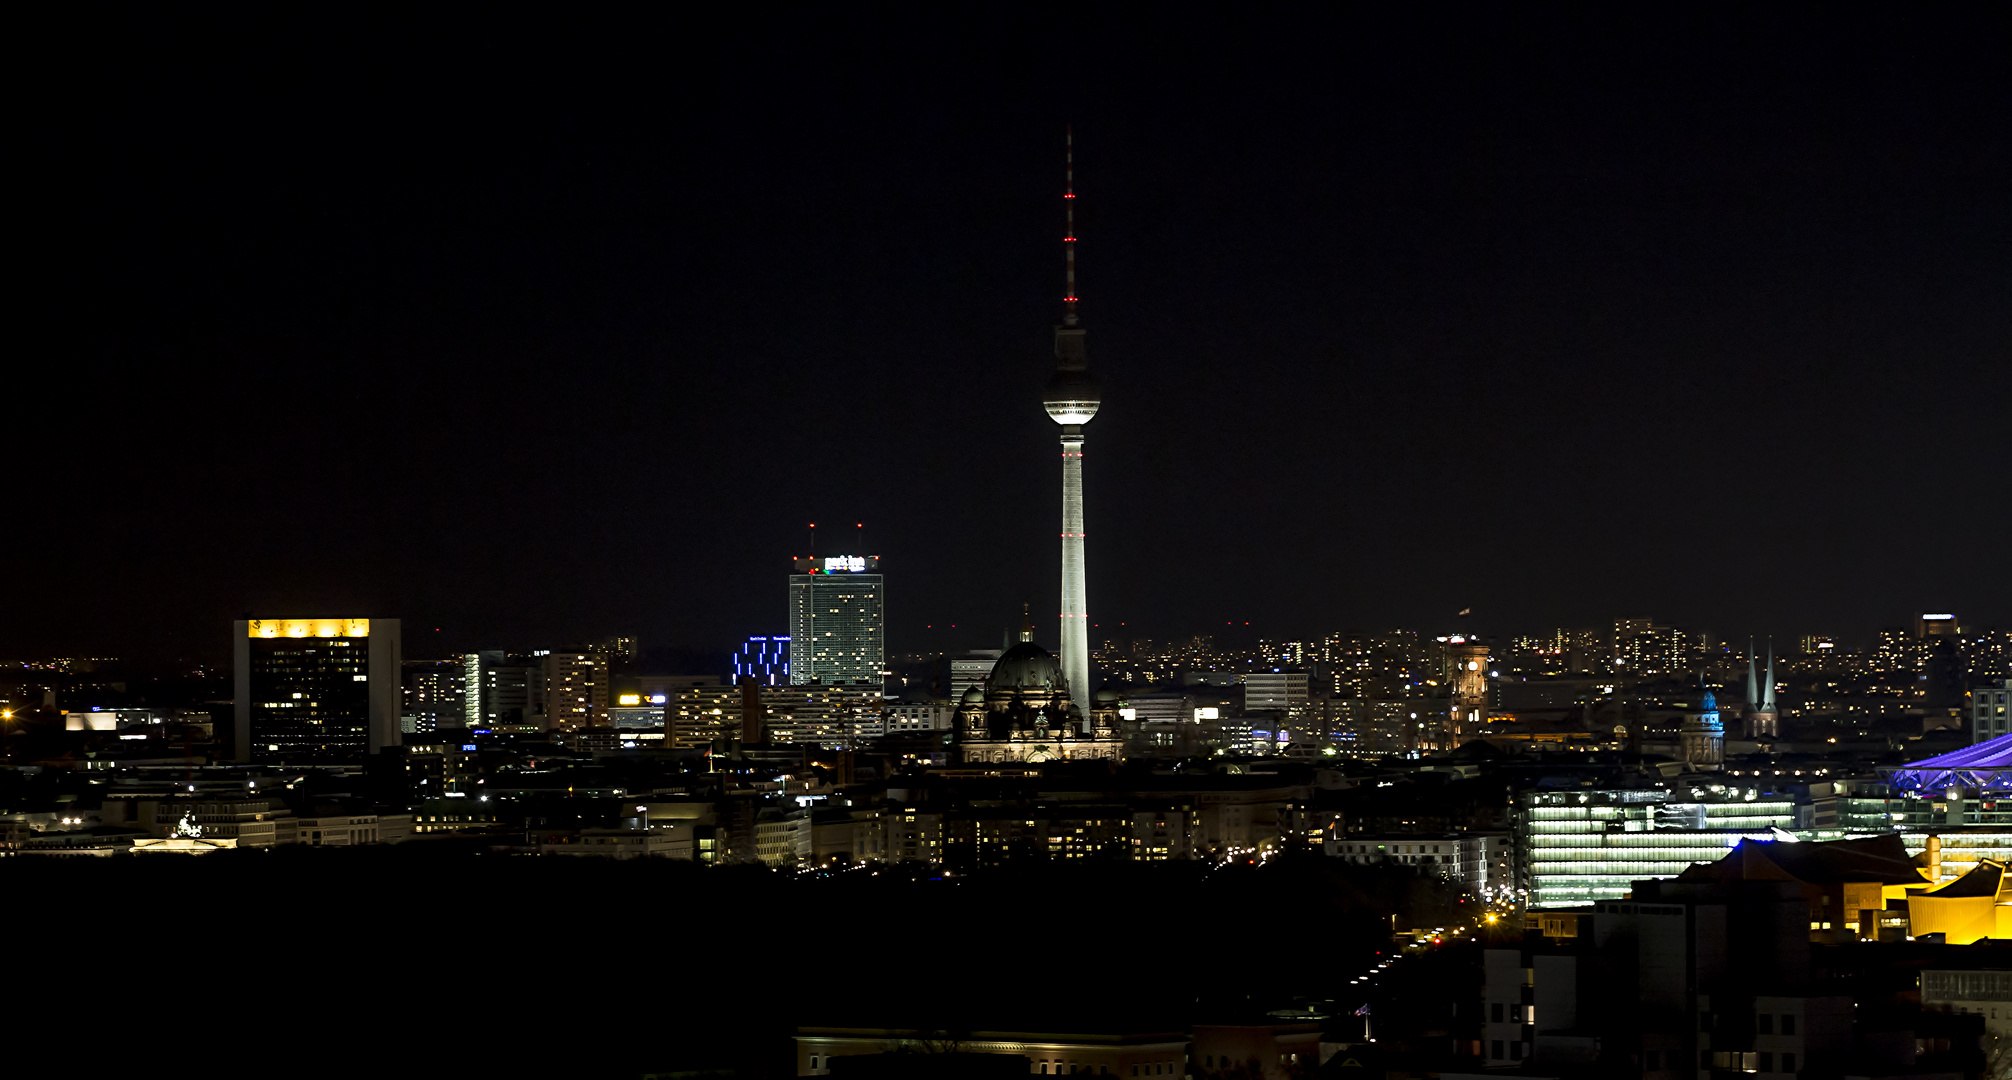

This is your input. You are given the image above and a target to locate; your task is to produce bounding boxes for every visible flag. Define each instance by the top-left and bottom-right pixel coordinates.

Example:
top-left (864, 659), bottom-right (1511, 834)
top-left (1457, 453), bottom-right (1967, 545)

top-left (1457, 608), bottom-right (1471, 616)
top-left (1353, 1003), bottom-right (1371, 1016)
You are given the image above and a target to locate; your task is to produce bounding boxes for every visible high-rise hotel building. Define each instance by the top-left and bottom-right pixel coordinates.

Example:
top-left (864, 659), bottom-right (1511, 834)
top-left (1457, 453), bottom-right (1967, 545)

top-left (234, 617), bottom-right (402, 763)
top-left (788, 555), bottom-right (884, 687)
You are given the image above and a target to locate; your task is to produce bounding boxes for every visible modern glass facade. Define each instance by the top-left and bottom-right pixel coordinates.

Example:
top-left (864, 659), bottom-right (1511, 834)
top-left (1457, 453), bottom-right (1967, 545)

top-left (1519, 788), bottom-right (1798, 908)
top-left (788, 556), bottom-right (883, 687)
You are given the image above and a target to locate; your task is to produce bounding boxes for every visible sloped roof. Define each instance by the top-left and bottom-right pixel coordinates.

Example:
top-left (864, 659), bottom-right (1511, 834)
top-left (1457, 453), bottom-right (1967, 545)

top-left (1685, 835), bottom-right (1928, 886)
top-left (1923, 860), bottom-right (2006, 899)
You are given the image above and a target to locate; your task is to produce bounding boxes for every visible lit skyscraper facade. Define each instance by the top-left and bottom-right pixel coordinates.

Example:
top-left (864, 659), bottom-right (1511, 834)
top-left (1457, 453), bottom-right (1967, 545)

top-left (734, 635), bottom-right (791, 686)
top-left (233, 617), bottom-right (402, 763)
top-left (788, 556), bottom-right (884, 687)
top-left (402, 659), bottom-right (464, 734)
top-left (1044, 130), bottom-right (1100, 723)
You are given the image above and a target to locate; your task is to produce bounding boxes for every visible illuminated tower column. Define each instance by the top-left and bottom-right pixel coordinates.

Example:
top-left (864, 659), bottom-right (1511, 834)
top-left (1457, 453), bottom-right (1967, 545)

top-left (1058, 425), bottom-right (1089, 719)
top-left (1043, 129), bottom-right (1101, 725)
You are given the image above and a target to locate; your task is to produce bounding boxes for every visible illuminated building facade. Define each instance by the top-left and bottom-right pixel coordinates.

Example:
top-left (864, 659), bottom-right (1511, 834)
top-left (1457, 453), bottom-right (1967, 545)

top-left (788, 556), bottom-right (884, 687)
top-left (234, 617), bottom-right (402, 763)
top-left (1974, 678), bottom-right (2012, 743)
top-left (1444, 636), bottom-right (1490, 747)
top-left (542, 649), bottom-right (609, 729)
top-left (461, 651), bottom-right (545, 730)
top-left (1517, 787), bottom-right (1798, 908)
top-left (950, 649), bottom-right (1003, 702)
top-left (1613, 616), bottom-right (1691, 674)
top-left (1244, 672), bottom-right (1309, 716)
top-left (1680, 682), bottom-right (1726, 771)
top-left (401, 659), bottom-right (464, 734)
top-left (733, 635), bottom-right (790, 686)
top-left (954, 635), bottom-right (1122, 763)
top-left (1323, 832), bottom-right (1516, 903)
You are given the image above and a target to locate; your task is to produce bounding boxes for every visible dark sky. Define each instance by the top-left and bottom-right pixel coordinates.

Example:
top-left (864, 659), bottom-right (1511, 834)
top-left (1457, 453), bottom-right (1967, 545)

top-left (19, 7), bottom-right (2010, 664)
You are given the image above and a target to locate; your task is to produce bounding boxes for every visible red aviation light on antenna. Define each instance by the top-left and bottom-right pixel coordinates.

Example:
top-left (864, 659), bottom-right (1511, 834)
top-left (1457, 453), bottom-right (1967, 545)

top-left (1063, 193), bottom-right (1075, 198)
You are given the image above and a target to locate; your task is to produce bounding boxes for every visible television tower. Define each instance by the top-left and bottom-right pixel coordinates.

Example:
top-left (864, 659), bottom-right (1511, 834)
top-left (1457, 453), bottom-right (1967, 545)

top-left (1043, 128), bottom-right (1101, 726)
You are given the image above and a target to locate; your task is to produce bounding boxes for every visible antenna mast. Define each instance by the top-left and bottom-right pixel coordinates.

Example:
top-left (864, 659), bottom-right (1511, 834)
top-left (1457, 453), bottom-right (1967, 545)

top-left (1063, 126), bottom-right (1078, 327)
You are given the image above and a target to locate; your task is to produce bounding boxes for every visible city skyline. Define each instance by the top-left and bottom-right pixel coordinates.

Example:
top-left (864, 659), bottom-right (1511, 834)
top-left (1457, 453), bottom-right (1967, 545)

top-left (14, 8), bottom-right (2009, 664)
top-left (7, 11), bottom-right (2010, 1077)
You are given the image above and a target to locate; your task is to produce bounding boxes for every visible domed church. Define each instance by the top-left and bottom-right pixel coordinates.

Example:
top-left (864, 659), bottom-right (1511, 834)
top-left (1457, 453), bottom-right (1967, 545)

top-left (956, 633), bottom-right (1123, 764)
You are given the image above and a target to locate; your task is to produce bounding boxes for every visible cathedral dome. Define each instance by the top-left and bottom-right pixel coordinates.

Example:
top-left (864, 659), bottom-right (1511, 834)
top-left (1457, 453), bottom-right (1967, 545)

top-left (990, 641), bottom-right (1065, 692)
top-left (1094, 687), bottom-right (1120, 703)
top-left (961, 687), bottom-right (985, 705)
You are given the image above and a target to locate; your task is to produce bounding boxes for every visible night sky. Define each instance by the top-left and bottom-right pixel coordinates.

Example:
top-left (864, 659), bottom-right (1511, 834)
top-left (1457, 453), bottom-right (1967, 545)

top-left (20, 8), bottom-right (2010, 665)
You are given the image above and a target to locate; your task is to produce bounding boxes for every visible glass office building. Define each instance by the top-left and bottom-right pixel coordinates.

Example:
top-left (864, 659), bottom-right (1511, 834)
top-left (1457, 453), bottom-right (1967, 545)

top-left (788, 556), bottom-right (884, 687)
top-left (1518, 787), bottom-right (1798, 908)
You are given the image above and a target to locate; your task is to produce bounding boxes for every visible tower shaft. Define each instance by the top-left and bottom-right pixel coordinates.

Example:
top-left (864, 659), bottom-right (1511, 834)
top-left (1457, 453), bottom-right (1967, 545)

top-left (1060, 426), bottom-right (1089, 723)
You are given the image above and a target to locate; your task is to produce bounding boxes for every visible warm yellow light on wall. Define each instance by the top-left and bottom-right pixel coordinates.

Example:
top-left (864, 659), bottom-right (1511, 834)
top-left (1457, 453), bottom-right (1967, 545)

top-left (248, 618), bottom-right (371, 639)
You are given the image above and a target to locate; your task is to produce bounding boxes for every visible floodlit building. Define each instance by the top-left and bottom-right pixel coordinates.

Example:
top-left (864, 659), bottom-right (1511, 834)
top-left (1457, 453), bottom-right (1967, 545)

top-left (1744, 640), bottom-right (1780, 739)
top-left (954, 635), bottom-right (1122, 764)
top-left (788, 555), bottom-right (884, 687)
top-left (1516, 787), bottom-right (1798, 908)
top-left (234, 617), bottom-right (402, 764)
top-left (1679, 681), bottom-right (1726, 772)
top-left (1323, 832), bottom-right (1516, 903)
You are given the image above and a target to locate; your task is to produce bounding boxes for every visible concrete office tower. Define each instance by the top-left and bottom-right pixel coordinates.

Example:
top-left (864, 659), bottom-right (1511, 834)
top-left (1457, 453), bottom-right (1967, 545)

top-left (1043, 129), bottom-right (1102, 725)
top-left (788, 555), bottom-right (885, 686)
top-left (234, 617), bottom-right (401, 763)
top-left (1744, 639), bottom-right (1779, 739)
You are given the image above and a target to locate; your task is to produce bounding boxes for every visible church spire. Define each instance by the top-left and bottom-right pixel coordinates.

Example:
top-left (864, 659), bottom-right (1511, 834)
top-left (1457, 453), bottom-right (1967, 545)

top-left (1747, 639), bottom-right (1762, 711)
top-left (1763, 638), bottom-right (1777, 711)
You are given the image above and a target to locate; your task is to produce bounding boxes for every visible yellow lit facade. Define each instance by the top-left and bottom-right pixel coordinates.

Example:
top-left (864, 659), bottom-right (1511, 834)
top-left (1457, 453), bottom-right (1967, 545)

top-left (248, 618), bottom-right (370, 639)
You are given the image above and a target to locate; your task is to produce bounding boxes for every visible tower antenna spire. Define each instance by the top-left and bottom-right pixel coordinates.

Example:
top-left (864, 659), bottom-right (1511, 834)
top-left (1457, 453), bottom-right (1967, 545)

top-left (1063, 125), bottom-right (1078, 328)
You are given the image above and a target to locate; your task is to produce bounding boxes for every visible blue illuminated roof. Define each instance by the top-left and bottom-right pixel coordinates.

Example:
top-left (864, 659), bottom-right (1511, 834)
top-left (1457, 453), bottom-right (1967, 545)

top-left (1884, 731), bottom-right (2012, 793)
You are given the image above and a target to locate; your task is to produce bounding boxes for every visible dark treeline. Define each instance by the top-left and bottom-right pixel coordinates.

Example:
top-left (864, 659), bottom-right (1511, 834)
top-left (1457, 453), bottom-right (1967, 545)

top-left (11, 850), bottom-right (1472, 1076)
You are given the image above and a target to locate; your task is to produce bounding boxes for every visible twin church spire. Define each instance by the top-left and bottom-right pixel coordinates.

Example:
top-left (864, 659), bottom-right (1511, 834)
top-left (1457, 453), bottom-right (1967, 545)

top-left (1745, 639), bottom-right (1779, 738)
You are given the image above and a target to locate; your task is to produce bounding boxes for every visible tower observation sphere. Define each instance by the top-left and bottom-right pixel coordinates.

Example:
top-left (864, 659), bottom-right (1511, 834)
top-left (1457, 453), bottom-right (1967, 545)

top-left (1044, 368), bottom-right (1100, 426)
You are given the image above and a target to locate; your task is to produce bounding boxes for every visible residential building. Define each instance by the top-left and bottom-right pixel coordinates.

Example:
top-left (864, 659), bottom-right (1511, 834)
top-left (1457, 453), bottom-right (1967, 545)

top-left (542, 649), bottom-right (609, 730)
